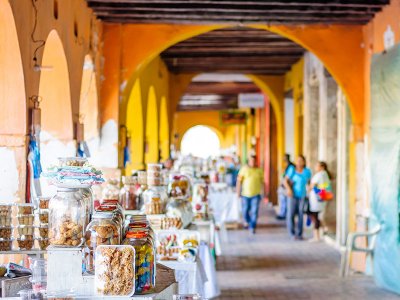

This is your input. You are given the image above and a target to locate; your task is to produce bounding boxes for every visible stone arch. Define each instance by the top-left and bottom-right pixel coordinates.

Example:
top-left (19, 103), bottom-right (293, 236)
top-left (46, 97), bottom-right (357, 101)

top-left (79, 54), bottom-right (99, 142)
top-left (145, 86), bottom-right (159, 164)
top-left (39, 29), bottom-right (75, 172)
top-left (0, 1), bottom-right (27, 201)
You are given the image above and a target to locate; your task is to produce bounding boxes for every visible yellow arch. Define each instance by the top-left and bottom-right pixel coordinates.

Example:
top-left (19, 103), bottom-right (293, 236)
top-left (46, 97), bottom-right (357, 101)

top-left (126, 79), bottom-right (144, 173)
top-left (145, 86), bottom-right (159, 164)
top-left (159, 96), bottom-right (170, 161)
top-left (180, 125), bottom-right (223, 155)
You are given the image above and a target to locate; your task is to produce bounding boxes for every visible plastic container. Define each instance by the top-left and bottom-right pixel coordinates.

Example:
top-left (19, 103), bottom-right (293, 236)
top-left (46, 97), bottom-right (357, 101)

top-left (17, 214), bottom-right (35, 226)
top-left (0, 204), bottom-right (13, 216)
top-left (101, 179), bottom-right (120, 203)
top-left (30, 258), bottom-right (47, 291)
top-left (147, 163), bottom-right (162, 172)
top-left (38, 210), bottom-right (49, 224)
top-left (0, 216), bottom-right (11, 226)
top-left (38, 196), bottom-right (50, 209)
top-left (166, 198), bottom-right (193, 229)
top-left (17, 236), bottom-right (34, 250)
top-left (16, 204), bottom-right (34, 215)
top-left (142, 186), bottom-right (168, 215)
top-left (17, 225), bottom-right (35, 236)
top-left (18, 289), bottom-right (45, 300)
top-left (85, 213), bottom-right (120, 274)
top-left (58, 157), bottom-right (87, 167)
top-left (123, 229), bottom-right (155, 294)
top-left (147, 176), bottom-right (163, 186)
top-left (38, 224), bottom-right (48, 238)
top-left (156, 231), bottom-right (180, 261)
top-left (137, 171), bottom-right (147, 186)
top-left (0, 238), bottom-right (13, 251)
top-left (37, 238), bottom-right (49, 250)
top-left (0, 226), bottom-right (12, 239)
top-left (49, 188), bottom-right (86, 247)
top-left (95, 245), bottom-right (135, 296)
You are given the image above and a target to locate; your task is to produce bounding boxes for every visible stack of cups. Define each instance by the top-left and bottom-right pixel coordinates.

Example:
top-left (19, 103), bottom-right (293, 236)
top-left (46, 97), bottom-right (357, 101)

top-left (0, 204), bottom-right (13, 251)
top-left (147, 164), bottom-right (163, 186)
top-left (16, 204), bottom-right (35, 250)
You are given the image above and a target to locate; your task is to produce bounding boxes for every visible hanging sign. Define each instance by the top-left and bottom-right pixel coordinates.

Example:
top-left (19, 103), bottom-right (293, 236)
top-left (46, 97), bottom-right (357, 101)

top-left (220, 111), bottom-right (247, 126)
top-left (238, 93), bottom-right (265, 108)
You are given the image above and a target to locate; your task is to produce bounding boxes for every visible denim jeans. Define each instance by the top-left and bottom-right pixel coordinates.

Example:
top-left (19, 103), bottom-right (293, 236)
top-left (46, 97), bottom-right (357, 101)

top-left (278, 192), bottom-right (288, 217)
top-left (287, 196), bottom-right (305, 237)
top-left (241, 195), bottom-right (261, 230)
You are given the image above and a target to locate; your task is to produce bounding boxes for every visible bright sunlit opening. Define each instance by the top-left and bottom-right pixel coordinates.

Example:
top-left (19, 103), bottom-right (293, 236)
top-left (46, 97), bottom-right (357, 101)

top-left (181, 125), bottom-right (220, 158)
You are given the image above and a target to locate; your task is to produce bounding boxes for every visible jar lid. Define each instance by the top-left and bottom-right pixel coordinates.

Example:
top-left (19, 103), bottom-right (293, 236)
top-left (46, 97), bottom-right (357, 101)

top-left (0, 237), bottom-right (14, 241)
top-left (126, 230), bottom-right (148, 239)
top-left (93, 212), bottom-right (114, 219)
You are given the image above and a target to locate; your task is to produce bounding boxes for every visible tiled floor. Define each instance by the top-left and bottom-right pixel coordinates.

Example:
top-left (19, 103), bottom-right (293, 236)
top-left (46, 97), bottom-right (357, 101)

top-left (215, 203), bottom-right (399, 300)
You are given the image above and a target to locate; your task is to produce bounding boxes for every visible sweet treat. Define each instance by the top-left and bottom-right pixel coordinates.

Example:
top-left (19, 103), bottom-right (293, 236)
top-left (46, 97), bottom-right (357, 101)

top-left (39, 211), bottom-right (49, 224)
top-left (17, 225), bottom-right (34, 236)
top-left (0, 238), bottom-right (12, 251)
top-left (168, 174), bottom-right (191, 199)
top-left (157, 233), bottom-right (180, 260)
top-left (0, 204), bottom-right (12, 217)
top-left (17, 214), bottom-right (34, 226)
top-left (17, 236), bottom-right (34, 250)
top-left (0, 227), bottom-right (12, 239)
top-left (147, 163), bottom-right (162, 172)
top-left (160, 217), bottom-right (183, 230)
top-left (95, 246), bottom-right (135, 296)
top-left (17, 204), bottom-right (34, 215)
top-left (38, 197), bottom-right (50, 209)
top-left (58, 157), bottom-right (87, 167)
top-left (0, 216), bottom-right (11, 226)
top-left (49, 220), bottom-right (83, 247)
top-left (38, 225), bottom-right (48, 238)
top-left (37, 238), bottom-right (49, 250)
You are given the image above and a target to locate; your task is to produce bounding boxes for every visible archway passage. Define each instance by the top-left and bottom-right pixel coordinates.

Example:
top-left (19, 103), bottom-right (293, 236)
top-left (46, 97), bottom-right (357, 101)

top-left (39, 30), bottom-right (74, 194)
top-left (0, 1), bottom-right (26, 202)
top-left (181, 125), bottom-right (221, 158)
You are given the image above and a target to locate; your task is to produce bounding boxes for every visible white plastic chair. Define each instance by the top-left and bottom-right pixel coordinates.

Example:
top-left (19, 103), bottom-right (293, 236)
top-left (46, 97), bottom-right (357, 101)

top-left (339, 224), bottom-right (381, 277)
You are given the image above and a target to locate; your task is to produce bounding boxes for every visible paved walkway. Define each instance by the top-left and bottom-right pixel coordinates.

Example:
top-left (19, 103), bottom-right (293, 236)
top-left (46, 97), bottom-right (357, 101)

top-left (215, 203), bottom-right (399, 300)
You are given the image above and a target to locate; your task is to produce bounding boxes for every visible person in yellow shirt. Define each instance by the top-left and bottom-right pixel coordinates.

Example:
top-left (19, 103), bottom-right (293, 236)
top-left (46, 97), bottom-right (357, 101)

top-left (236, 155), bottom-right (264, 234)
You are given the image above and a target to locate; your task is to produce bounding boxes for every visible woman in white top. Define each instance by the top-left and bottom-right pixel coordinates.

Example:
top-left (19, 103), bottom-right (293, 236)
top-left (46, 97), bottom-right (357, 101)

top-left (308, 161), bottom-right (332, 242)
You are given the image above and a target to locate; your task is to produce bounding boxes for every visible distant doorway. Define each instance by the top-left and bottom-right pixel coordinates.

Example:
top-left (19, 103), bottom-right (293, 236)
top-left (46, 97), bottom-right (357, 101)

top-left (181, 125), bottom-right (220, 158)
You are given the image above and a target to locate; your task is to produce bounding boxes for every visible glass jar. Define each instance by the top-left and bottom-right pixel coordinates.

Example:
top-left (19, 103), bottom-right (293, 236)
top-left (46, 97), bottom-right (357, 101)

top-left (137, 171), bottom-right (147, 186)
top-left (84, 213), bottom-right (120, 274)
top-left (49, 188), bottom-right (86, 247)
top-left (142, 186), bottom-right (168, 215)
top-left (124, 215), bottom-right (155, 242)
top-left (95, 204), bottom-right (124, 238)
top-left (168, 173), bottom-right (192, 199)
top-left (119, 176), bottom-right (139, 210)
top-left (101, 179), bottom-right (120, 204)
top-left (123, 228), bottom-right (155, 294)
top-left (80, 187), bottom-right (93, 227)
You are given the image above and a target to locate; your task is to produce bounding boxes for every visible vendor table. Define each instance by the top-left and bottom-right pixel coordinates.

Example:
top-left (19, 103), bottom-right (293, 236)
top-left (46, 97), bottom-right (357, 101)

top-left (159, 243), bottom-right (220, 299)
top-left (208, 184), bottom-right (242, 225)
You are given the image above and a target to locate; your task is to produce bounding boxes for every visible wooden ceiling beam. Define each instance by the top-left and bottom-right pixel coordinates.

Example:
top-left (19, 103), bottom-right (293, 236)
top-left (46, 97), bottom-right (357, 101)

top-left (87, 0), bottom-right (388, 9)
top-left (185, 82), bottom-right (261, 94)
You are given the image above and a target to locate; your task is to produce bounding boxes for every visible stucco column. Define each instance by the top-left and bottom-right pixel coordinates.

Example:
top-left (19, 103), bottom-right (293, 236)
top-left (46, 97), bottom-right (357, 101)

top-left (303, 53), bottom-right (320, 167)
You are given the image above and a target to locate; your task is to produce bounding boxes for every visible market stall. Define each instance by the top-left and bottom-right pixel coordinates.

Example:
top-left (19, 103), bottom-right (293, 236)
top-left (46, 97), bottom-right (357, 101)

top-left (0, 157), bottom-right (223, 299)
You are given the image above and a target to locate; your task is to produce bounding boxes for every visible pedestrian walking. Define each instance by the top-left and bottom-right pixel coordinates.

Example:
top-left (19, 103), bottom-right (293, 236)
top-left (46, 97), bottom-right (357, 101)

top-left (276, 154), bottom-right (295, 220)
top-left (284, 155), bottom-right (312, 240)
top-left (236, 155), bottom-right (264, 234)
top-left (308, 161), bottom-right (333, 242)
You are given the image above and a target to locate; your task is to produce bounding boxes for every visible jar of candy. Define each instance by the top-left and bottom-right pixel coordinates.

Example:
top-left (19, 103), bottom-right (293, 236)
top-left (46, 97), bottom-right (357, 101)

top-left (124, 215), bottom-right (155, 242)
top-left (119, 176), bottom-right (139, 210)
top-left (168, 173), bottom-right (191, 199)
top-left (142, 186), bottom-right (168, 215)
top-left (49, 188), bottom-right (86, 247)
top-left (123, 228), bottom-right (155, 294)
top-left (95, 204), bottom-right (123, 237)
top-left (84, 213), bottom-right (120, 274)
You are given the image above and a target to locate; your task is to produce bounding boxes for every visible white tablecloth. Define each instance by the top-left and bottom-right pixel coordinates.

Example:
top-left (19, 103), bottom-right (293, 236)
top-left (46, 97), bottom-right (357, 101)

top-left (208, 187), bottom-right (241, 224)
top-left (159, 244), bottom-right (220, 299)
